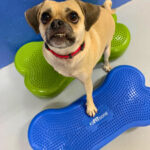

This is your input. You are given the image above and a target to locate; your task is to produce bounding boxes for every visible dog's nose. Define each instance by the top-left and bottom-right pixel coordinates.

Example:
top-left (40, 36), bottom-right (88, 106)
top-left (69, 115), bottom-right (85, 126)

top-left (51, 19), bottom-right (64, 29)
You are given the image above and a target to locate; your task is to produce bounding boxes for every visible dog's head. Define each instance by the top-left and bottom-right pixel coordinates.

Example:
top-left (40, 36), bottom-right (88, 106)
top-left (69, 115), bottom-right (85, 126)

top-left (25, 0), bottom-right (100, 53)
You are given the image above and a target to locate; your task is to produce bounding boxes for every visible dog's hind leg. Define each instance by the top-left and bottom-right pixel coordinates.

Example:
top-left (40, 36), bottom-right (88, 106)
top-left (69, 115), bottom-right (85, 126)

top-left (103, 44), bottom-right (112, 72)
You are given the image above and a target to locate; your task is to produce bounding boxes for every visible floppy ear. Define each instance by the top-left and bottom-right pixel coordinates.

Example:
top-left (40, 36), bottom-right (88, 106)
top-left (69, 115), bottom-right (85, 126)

top-left (25, 3), bottom-right (42, 34)
top-left (75, 0), bottom-right (100, 31)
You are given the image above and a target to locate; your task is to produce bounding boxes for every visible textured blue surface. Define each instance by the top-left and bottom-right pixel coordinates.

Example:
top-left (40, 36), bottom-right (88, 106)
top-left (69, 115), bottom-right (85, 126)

top-left (28, 65), bottom-right (150, 150)
top-left (0, 0), bottom-right (131, 69)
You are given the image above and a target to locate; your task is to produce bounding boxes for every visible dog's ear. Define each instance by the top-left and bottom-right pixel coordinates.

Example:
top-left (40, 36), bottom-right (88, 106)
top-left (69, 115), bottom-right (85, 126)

top-left (25, 3), bottom-right (43, 34)
top-left (75, 0), bottom-right (100, 31)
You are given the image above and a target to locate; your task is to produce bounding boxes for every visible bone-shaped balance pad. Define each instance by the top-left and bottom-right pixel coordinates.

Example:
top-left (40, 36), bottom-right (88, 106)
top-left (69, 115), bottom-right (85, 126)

top-left (28, 65), bottom-right (150, 150)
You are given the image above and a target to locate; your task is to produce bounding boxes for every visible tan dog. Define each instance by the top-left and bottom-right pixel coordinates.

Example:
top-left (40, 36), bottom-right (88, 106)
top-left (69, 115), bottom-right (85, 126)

top-left (25, 0), bottom-right (115, 117)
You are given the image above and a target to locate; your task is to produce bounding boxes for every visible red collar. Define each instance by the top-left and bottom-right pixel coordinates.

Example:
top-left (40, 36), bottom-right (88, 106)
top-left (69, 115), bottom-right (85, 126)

top-left (45, 42), bottom-right (85, 59)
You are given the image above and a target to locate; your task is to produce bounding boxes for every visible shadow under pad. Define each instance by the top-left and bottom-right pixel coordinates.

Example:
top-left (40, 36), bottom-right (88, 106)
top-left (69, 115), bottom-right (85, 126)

top-left (28, 65), bottom-right (150, 150)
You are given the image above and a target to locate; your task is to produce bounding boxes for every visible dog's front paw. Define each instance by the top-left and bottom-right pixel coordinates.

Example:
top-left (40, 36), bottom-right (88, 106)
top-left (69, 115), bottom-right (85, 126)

top-left (86, 103), bottom-right (98, 117)
top-left (103, 63), bottom-right (112, 72)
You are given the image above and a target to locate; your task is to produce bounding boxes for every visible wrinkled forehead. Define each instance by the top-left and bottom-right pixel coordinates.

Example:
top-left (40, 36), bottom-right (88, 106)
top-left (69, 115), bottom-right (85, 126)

top-left (40, 0), bottom-right (83, 15)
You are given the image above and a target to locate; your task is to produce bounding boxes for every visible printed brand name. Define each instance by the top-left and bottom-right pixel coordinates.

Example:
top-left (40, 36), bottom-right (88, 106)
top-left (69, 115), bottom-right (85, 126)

top-left (89, 111), bottom-right (108, 126)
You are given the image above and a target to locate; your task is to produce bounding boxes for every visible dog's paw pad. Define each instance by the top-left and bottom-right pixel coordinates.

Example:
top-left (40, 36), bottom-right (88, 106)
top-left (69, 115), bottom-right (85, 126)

top-left (103, 64), bottom-right (112, 72)
top-left (86, 103), bottom-right (98, 117)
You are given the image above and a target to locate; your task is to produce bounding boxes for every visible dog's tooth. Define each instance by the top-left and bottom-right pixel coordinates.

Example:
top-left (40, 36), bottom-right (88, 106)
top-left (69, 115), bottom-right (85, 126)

top-left (54, 33), bottom-right (66, 37)
top-left (60, 34), bottom-right (65, 37)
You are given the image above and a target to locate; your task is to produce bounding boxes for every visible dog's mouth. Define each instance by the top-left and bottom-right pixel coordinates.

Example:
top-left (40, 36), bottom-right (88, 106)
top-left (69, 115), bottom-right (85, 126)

top-left (48, 32), bottom-right (75, 48)
top-left (51, 32), bottom-right (67, 41)
top-left (52, 33), bottom-right (66, 38)
top-left (46, 29), bottom-right (75, 49)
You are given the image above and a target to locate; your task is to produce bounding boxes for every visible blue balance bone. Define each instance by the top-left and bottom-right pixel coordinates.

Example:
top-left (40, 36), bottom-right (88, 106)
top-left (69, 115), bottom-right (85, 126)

top-left (28, 65), bottom-right (150, 150)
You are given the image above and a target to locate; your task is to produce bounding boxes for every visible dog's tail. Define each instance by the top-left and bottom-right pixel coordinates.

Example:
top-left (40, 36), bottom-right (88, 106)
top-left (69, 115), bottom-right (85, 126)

top-left (103, 0), bottom-right (116, 14)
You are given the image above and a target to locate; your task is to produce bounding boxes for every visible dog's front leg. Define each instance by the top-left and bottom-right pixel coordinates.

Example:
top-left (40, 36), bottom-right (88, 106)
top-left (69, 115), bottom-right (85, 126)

top-left (83, 77), bottom-right (98, 117)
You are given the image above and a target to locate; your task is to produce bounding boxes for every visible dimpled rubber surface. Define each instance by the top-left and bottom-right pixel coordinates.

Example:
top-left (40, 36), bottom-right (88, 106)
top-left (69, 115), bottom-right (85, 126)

top-left (110, 23), bottom-right (131, 60)
top-left (28, 65), bottom-right (150, 150)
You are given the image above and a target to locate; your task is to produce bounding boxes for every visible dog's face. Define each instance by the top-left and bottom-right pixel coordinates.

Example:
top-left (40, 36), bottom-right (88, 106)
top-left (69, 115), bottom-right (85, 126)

top-left (25, 0), bottom-right (100, 52)
top-left (38, 0), bottom-right (85, 49)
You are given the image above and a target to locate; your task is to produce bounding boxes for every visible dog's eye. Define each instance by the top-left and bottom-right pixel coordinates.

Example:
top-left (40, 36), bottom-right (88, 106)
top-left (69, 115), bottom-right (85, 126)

top-left (41, 12), bottom-right (51, 24)
top-left (68, 12), bottom-right (79, 24)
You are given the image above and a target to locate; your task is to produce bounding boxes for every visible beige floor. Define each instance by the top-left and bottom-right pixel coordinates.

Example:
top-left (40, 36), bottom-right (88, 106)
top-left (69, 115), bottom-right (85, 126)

top-left (0, 0), bottom-right (150, 150)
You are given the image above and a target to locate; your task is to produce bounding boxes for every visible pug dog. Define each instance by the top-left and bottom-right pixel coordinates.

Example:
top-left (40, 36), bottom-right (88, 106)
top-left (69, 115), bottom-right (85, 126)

top-left (25, 0), bottom-right (115, 117)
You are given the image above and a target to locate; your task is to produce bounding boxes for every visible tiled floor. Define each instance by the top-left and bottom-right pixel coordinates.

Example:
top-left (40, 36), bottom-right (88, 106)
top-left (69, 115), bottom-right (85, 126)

top-left (0, 0), bottom-right (150, 150)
